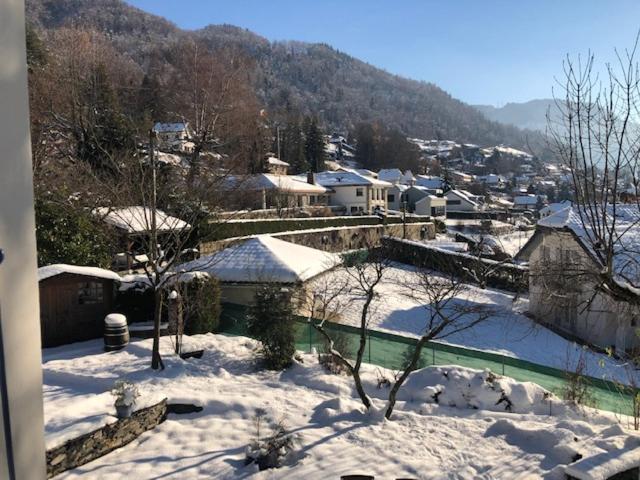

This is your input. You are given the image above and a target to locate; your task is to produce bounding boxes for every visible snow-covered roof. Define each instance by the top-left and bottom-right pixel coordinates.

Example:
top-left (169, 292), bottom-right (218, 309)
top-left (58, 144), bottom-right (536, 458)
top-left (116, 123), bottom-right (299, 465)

top-left (415, 175), bottom-right (445, 190)
top-left (267, 157), bottom-right (290, 167)
top-left (95, 207), bottom-right (191, 234)
top-left (153, 122), bottom-right (189, 133)
top-left (252, 174), bottom-right (328, 194)
top-left (446, 189), bottom-right (479, 207)
top-left (38, 264), bottom-right (121, 282)
top-left (179, 236), bottom-right (338, 283)
top-left (478, 174), bottom-right (504, 185)
top-left (538, 204), bottom-right (640, 288)
top-left (378, 168), bottom-right (403, 183)
top-left (539, 200), bottom-right (572, 217)
top-left (314, 171), bottom-right (391, 188)
top-left (513, 195), bottom-right (545, 206)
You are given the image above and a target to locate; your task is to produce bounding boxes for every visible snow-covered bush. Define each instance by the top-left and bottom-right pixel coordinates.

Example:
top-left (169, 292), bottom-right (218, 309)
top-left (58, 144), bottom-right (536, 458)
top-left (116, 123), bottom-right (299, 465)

top-left (247, 285), bottom-right (296, 370)
top-left (111, 380), bottom-right (139, 407)
top-left (245, 408), bottom-right (300, 471)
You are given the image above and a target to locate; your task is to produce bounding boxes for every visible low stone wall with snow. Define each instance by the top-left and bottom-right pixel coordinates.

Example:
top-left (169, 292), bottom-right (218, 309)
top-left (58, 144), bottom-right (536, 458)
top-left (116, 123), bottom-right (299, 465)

top-left (383, 237), bottom-right (528, 292)
top-left (201, 222), bottom-right (436, 254)
top-left (46, 399), bottom-right (168, 478)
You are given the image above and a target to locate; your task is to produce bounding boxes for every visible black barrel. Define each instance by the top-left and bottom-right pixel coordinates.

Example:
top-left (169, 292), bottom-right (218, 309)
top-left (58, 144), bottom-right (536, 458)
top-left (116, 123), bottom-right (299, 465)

top-left (104, 314), bottom-right (129, 351)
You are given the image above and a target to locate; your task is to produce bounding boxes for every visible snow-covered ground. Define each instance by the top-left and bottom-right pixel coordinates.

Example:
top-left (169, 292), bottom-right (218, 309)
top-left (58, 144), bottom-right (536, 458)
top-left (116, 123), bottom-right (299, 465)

top-left (43, 335), bottom-right (640, 479)
top-left (313, 264), bottom-right (635, 385)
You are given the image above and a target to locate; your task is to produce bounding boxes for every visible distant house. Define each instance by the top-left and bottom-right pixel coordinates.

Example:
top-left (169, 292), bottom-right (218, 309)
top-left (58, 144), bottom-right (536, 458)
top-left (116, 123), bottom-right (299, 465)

top-left (477, 174), bottom-right (506, 189)
top-left (387, 184), bottom-right (409, 211)
top-left (235, 173), bottom-right (329, 210)
top-left (38, 265), bottom-right (120, 348)
top-left (404, 186), bottom-right (435, 211)
top-left (513, 194), bottom-right (547, 211)
top-left (179, 236), bottom-right (339, 307)
top-left (314, 171), bottom-right (391, 215)
top-left (266, 156), bottom-right (290, 175)
top-left (95, 206), bottom-right (191, 270)
top-left (516, 205), bottom-right (640, 353)
top-left (153, 122), bottom-right (194, 152)
top-left (445, 189), bottom-right (481, 212)
top-left (414, 195), bottom-right (446, 217)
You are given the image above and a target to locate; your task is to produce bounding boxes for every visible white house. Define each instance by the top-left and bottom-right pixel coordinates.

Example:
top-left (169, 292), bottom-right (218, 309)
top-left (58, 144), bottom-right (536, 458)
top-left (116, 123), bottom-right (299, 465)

top-left (513, 194), bottom-right (547, 211)
top-left (387, 184), bottom-right (409, 211)
top-left (153, 122), bottom-right (194, 152)
top-left (266, 156), bottom-right (290, 175)
top-left (314, 171), bottom-right (391, 214)
top-left (445, 189), bottom-right (481, 212)
top-left (415, 175), bottom-right (445, 190)
top-left (517, 205), bottom-right (640, 353)
top-left (249, 173), bottom-right (329, 209)
top-left (414, 195), bottom-right (447, 217)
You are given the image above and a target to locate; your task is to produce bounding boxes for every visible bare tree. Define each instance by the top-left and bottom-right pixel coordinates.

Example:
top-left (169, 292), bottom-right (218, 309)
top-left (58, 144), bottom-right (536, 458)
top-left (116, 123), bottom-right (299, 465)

top-left (384, 268), bottom-right (494, 419)
top-left (308, 248), bottom-right (389, 410)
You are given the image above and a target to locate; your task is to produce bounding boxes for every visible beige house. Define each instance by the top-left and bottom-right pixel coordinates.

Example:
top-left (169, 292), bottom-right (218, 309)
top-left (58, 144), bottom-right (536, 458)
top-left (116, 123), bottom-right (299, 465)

top-left (517, 205), bottom-right (640, 354)
top-left (179, 236), bottom-right (339, 307)
top-left (314, 171), bottom-right (391, 214)
top-left (266, 156), bottom-right (290, 175)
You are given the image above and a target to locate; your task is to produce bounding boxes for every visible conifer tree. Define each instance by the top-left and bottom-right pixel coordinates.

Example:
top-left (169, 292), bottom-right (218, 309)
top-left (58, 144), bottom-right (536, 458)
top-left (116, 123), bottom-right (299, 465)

top-left (303, 116), bottom-right (326, 172)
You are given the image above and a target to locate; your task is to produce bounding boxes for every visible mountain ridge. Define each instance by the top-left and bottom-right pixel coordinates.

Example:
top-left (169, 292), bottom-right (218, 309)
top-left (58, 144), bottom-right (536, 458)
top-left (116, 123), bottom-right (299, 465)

top-left (26, 0), bottom-right (548, 153)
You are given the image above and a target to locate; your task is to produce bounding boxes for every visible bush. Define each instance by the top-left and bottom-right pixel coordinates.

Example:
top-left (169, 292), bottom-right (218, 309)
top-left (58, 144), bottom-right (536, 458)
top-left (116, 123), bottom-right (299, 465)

top-left (247, 285), bottom-right (297, 370)
top-left (319, 330), bottom-right (354, 374)
top-left (114, 281), bottom-right (155, 323)
top-left (181, 274), bottom-right (221, 335)
top-left (35, 198), bottom-right (113, 268)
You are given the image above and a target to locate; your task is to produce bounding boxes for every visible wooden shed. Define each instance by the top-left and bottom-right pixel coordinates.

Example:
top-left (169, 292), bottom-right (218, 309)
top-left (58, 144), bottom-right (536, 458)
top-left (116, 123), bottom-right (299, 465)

top-left (38, 265), bottom-right (121, 348)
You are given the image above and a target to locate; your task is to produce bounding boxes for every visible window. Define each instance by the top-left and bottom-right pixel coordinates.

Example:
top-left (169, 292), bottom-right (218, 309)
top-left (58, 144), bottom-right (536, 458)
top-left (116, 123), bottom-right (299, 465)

top-left (350, 206), bottom-right (359, 213)
top-left (78, 281), bottom-right (104, 305)
top-left (388, 194), bottom-right (395, 203)
top-left (356, 188), bottom-right (363, 197)
top-left (310, 195), bottom-right (316, 204)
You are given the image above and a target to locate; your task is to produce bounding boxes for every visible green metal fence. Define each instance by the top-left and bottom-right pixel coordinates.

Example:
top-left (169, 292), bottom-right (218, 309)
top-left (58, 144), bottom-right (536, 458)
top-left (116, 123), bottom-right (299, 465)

top-left (219, 303), bottom-right (637, 418)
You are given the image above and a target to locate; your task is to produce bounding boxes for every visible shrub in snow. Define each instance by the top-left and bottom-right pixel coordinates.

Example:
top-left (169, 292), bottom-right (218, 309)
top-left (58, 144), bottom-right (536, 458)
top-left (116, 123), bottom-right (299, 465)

top-left (111, 380), bottom-right (139, 418)
top-left (400, 344), bottom-right (428, 372)
top-left (181, 274), bottom-right (221, 335)
top-left (247, 285), bottom-right (296, 370)
top-left (401, 366), bottom-right (555, 414)
top-left (318, 330), bottom-right (354, 374)
top-left (245, 408), bottom-right (300, 471)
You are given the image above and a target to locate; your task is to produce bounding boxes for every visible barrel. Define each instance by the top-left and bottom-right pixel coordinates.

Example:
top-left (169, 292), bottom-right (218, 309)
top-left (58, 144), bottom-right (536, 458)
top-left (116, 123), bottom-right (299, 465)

top-left (104, 314), bottom-right (129, 352)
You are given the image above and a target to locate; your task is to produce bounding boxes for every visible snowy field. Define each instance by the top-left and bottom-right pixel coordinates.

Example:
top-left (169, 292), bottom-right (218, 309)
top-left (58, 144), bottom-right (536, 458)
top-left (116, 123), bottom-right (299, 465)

top-left (314, 264), bottom-right (635, 385)
top-left (43, 335), bottom-right (640, 479)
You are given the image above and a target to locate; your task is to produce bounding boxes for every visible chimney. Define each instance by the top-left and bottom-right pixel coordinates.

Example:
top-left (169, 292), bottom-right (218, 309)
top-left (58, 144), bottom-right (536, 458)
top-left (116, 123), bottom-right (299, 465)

top-left (307, 171), bottom-right (316, 185)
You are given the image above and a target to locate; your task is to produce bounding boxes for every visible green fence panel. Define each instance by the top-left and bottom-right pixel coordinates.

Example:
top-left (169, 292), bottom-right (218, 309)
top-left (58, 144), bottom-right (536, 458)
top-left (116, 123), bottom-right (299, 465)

top-left (219, 303), bottom-right (637, 416)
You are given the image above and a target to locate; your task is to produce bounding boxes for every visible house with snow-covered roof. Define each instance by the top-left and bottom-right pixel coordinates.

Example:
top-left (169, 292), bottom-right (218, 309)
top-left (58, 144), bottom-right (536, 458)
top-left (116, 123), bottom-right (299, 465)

top-left (516, 204), bottom-right (640, 353)
top-left (445, 189), bottom-right (482, 212)
top-left (178, 236), bottom-right (339, 306)
top-left (265, 156), bottom-right (290, 175)
top-left (378, 168), bottom-right (403, 184)
top-left (153, 122), bottom-right (194, 153)
top-left (314, 171), bottom-right (391, 215)
top-left (38, 264), bottom-right (120, 347)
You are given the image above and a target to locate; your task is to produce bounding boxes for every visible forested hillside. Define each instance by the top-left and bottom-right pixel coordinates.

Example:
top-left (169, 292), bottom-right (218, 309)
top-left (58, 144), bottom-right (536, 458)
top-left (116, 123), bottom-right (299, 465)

top-left (26, 0), bottom-right (544, 150)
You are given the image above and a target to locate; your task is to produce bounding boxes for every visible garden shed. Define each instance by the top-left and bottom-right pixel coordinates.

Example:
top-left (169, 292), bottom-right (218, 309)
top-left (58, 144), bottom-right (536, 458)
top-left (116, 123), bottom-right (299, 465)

top-left (38, 264), bottom-right (121, 347)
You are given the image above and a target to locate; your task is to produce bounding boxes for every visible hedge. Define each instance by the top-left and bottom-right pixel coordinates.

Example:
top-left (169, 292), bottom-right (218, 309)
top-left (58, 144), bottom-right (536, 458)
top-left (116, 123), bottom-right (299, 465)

top-left (202, 215), bottom-right (432, 241)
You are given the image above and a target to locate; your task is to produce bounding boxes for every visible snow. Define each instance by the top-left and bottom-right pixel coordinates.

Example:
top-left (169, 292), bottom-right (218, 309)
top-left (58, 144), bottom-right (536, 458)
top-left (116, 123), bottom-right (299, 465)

top-left (38, 264), bottom-right (121, 283)
top-left (266, 156), bottom-right (290, 167)
top-left (179, 236), bottom-right (339, 283)
top-left (245, 173), bottom-right (328, 194)
top-left (377, 168), bottom-right (403, 183)
top-left (314, 171), bottom-right (392, 188)
top-left (312, 264), bottom-right (632, 384)
top-left (104, 314), bottom-right (126, 327)
top-left (41, 334), bottom-right (640, 479)
top-left (95, 206), bottom-right (190, 233)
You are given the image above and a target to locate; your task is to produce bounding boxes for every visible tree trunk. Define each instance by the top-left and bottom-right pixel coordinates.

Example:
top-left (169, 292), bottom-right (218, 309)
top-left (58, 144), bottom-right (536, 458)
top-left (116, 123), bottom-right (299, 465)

top-left (385, 336), bottom-right (429, 419)
top-left (151, 288), bottom-right (164, 370)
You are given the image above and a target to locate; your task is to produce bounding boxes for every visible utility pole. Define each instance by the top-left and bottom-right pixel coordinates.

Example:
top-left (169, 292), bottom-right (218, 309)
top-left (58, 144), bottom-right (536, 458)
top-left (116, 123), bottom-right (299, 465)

top-left (276, 124), bottom-right (281, 160)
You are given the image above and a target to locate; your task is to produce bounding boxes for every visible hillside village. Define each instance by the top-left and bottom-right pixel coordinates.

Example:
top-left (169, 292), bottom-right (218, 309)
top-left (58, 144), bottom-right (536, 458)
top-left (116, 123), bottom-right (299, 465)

top-left (5, 1), bottom-right (640, 479)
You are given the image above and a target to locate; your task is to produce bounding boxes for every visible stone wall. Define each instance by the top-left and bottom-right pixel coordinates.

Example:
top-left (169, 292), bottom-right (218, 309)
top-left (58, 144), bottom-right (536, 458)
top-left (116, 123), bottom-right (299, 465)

top-left (46, 399), bottom-right (168, 478)
top-left (200, 222), bottom-right (435, 254)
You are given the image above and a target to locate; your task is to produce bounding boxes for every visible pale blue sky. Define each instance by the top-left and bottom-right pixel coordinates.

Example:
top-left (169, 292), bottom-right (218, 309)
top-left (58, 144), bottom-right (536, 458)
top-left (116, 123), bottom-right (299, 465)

top-left (126, 0), bottom-right (640, 106)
